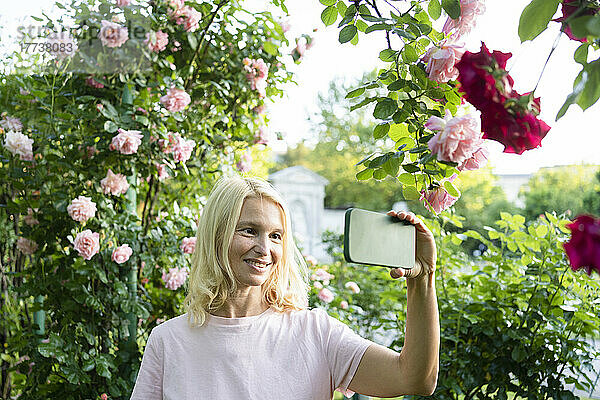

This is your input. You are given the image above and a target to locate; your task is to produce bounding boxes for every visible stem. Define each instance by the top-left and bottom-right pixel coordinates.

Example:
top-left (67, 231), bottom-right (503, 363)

top-left (184, 0), bottom-right (229, 90)
top-left (532, 30), bottom-right (562, 93)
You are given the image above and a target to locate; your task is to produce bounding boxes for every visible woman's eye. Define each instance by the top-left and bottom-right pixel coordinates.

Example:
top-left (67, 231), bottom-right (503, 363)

top-left (241, 228), bottom-right (255, 235)
top-left (271, 233), bottom-right (282, 240)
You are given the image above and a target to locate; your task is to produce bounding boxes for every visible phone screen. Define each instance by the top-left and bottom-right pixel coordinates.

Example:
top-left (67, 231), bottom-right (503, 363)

top-left (343, 208), bottom-right (416, 268)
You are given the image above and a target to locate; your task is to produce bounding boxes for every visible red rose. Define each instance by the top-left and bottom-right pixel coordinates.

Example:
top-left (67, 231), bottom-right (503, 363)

top-left (456, 43), bottom-right (551, 154)
top-left (563, 214), bottom-right (600, 276)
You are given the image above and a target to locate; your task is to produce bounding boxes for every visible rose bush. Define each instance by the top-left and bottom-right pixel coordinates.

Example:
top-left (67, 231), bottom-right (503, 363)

top-left (0, 0), bottom-right (313, 397)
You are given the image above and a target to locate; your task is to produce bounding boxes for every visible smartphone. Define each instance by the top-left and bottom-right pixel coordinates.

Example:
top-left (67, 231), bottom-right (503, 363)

top-left (343, 208), bottom-right (416, 269)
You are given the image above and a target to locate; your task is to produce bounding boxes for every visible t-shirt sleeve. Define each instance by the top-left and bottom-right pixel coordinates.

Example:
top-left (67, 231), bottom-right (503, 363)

top-left (130, 328), bottom-right (164, 400)
top-left (313, 308), bottom-right (373, 391)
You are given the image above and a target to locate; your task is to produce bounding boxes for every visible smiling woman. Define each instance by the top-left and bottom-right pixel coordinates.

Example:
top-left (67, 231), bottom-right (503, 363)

top-left (130, 175), bottom-right (440, 399)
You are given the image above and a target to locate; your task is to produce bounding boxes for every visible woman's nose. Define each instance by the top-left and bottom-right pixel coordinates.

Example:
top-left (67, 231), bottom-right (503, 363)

top-left (253, 234), bottom-right (269, 255)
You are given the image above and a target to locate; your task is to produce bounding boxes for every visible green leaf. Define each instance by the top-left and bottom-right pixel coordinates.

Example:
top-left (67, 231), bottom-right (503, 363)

top-left (373, 98), bottom-right (398, 119)
top-left (373, 168), bottom-right (387, 180)
top-left (383, 157), bottom-right (401, 176)
top-left (104, 121), bottom-right (118, 133)
top-left (402, 163), bottom-right (420, 173)
top-left (337, 1), bottom-right (348, 15)
top-left (379, 49), bottom-right (398, 62)
top-left (187, 32), bottom-right (198, 50)
top-left (569, 15), bottom-right (594, 39)
top-left (556, 69), bottom-right (587, 120)
top-left (356, 168), bottom-right (374, 181)
top-left (398, 173), bottom-right (414, 185)
top-left (373, 123), bottom-right (390, 139)
top-left (518, 0), bottom-right (561, 42)
top-left (536, 224), bottom-right (549, 237)
top-left (388, 123), bottom-right (409, 141)
top-left (576, 60), bottom-right (600, 110)
top-left (511, 346), bottom-right (527, 362)
top-left (428, 0), bottom-right (442, 20)
top-left (403, 185), bottom-right (421, 200)
top-left (356, 20), bottom-right (369, 32)
top-left (321, 5), bottom-right (338, 26)
top-left (573, 43), bottom-right (589, 65)
top-left (387, 79), bottom-right (405, 91)
top-left (319, 0), bottom-right (336, 5)
top-left (441, 0), bottom-right (461, 20)
top-left (350, 33), bottom-right (359, 45)
top-left (365, 23), bottom-right (391, 34)
top-left (443, 180), bottom-right (460, 197)
top-left (345, 87), bottom-right (365, 98)
top-left (262, 41), bottom-right (278, 56)
top-left (402, 45), bottom-right (419, 63)
top-left (339, 24), bottom-right (358, 43)
top-left (587, 14), bottom-right (600, 35)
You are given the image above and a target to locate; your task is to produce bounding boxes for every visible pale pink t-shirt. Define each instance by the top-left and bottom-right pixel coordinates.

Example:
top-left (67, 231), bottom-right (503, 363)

top-left (130, 307), bottom-right (373, 400)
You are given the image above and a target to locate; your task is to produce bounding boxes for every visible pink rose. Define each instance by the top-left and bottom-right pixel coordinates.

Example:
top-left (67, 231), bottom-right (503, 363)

top-left (110, 129), bottom-right (144, 155)
top-left (17, 237), bottom-right (38, 255)
top-left (344, 281), bottom-right (360, 294)
top-left (315, 268), bottom-right (335, 283)
top-left (160, 88), bottom-right (191, 112)
top-left (442, 0), bottom-right (486, 38)
top-left (98, 20), bottom-right (129, 48)
top-left (162, 267), bottom-right (189, 290)
top-left (313, 281), bottom-right (323, 289)
top-left (116, 0), bottom-right (130, 7)
top-left (426, 110), bottom-right (483, 164)
top-left (421, 177), bottom-right (460, 214)
top-left (23, 208), bottom-right (39, 226)
top-left (458, 145), bottom-right (489, 171)
top-left (111, 244), bottom-right (133, 264)
top-left (317, 288), bottom-right (334, 303)
top-left (243, 58), bottom-right (269, 96)
top-left (67, 196), bottom-right (97, 223)
top-left (156, 163), bottom-right (170, 181)
top-left (173, 6), bottom-right (201, 32)
top-left (167, 0), bottom-right (185, 15)
top-left (100, 394), bottom-right (108, 400)
top-left (0, 116), bottom-right (23, 132)
top-left (171, 135), bottom-right (195, 163)
top-left (73, 230), bottom-right (100, 260)
top-left (86, 77), bottom-right (104, 89)
top-left (235, 152), bottom-right (252, 173)
top-left (340, 300), bottom-right (349, 310)
top-left (304, 254), bottom-right (317, 267)
top-left (100, 169), bottom-right (130, 196)
top-left (254, 126), bottom-right (270, 145)
top-left (422, 40), bottom-right (465, 83)
top-left (563, 215), bottom-right (600, 276)
top-left (180, 237), bottom-right (196, 254)
top-left (145, 30), bottom-right (169, 52)
top-left (3, 130), bottom-right (34, 161)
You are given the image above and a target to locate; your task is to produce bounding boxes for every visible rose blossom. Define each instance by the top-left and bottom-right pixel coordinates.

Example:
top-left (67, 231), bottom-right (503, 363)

top-left (110, 129), bottom-right (144, 155)
top-left (0, 116), bottom-right (23, 132)
top-left (167, 0), bottom-right (185, 15)
top-left (340, 300), bottom-right (349, 310)
top-left (421, 180), bottom-right (459, 215)
top-left (553, 0), bottom-right (600, 42)
top-left (304, 254), bottom-right (317, 267)
top-left (317, 288), bottom-right (334, 303)
top-left (456, 43), bottom-right (550, 154)
top-left (86, 77), bottom-right (104, 89)
top-left (254, 126), bottom-right (270, 145)
top-left (442, 0), bottom-right (486, 38)
top-left (98, 20), bottom-right (129, 48)
top-left (313, 281), bottom-right (323, 289)
top-left (173, 6), bottom-right (201, 32)
top-left (180, 237), bottom-right (196, 254)
top-left (236, 151), bottom-right (252, 173)
top-left (426, 109), bottom-right (483, 164)
top-left (73, 230), bottom-right (100, 260)
top-left (67, 196), bottom-right (97, 223)
top-left (111, 244), bottom-right (133, 264)
top-left (157, 163), bottom-right (170, 181)
top-left (345, 281), bottom-right (360, 294)
top-left (242, 58), bottom-right (269, 97)
top-left (162, 267), bottom-right (189, 290)
top-left (3, 130), bottom-right (34, 161)
top-left (100, 169), bottom-right (130, 196)
top-left (46, 31), bottom-right (78, 59)
top-left (160, 87), bottom-right (191, 112)
top-left (116, 0), bottom-right (130, 7)
top-left (145, 30), bottom-right (169, 52)
top-left (17, 237), bottom-right (38, 255)
top-left (459, 145), bottom-right (488, 171)
top-left (171, 135), bottom-right (195, 163)
top-left (23, 208), bottom-right (39, 226)
top-left (100, 394), bottom-right (108, 400)
top-left (563, 215), bottom-right (600, 276)
top-left (422, 40), bottom-right (465, 83)
top-left (315, 268), bottom-right (335, 283)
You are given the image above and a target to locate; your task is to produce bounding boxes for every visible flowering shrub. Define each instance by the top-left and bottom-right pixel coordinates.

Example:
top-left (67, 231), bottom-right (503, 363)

top-left (0, 0), bottom-right (312, 397)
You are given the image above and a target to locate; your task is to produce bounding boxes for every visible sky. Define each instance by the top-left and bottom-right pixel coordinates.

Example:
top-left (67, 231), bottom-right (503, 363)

top-left (2, 0), bottom-right (599, 175)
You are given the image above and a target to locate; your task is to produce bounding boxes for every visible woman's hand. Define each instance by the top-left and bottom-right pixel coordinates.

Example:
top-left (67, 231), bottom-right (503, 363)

top-left (386, 210), bottom-right (437, 280)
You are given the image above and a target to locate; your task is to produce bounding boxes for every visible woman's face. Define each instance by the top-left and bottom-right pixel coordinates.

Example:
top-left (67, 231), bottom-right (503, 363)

top-left (228, 196), bottom-right (284, 290)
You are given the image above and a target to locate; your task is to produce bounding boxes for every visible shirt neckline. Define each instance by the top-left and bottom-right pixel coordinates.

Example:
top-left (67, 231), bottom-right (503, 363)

top-left (206, 306), bottom-right (274, 327)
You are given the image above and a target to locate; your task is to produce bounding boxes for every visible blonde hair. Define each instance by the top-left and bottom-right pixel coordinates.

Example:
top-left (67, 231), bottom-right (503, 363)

top-left (184, 175), bottom-right (309, 327)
